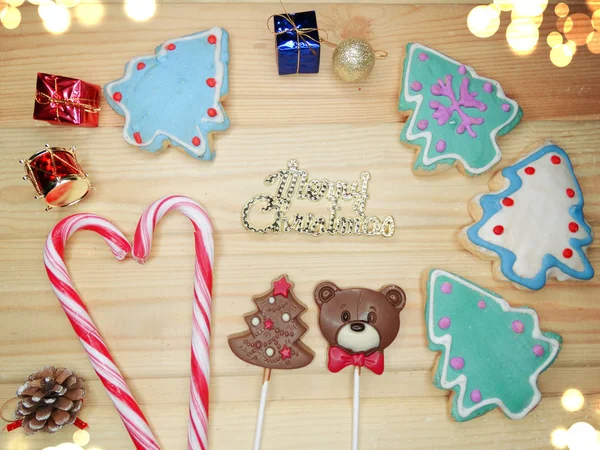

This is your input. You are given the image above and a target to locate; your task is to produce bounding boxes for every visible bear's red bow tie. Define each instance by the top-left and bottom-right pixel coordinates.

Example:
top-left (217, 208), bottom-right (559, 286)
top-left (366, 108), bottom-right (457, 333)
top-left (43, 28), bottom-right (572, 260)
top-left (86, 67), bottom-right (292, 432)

top-left (327, 346), bottom-right (384, 375)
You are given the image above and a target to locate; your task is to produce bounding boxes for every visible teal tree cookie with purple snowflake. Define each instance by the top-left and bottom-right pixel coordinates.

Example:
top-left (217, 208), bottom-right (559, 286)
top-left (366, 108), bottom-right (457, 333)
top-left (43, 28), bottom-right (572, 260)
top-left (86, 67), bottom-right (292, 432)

top-left (399, 43), bottom-right (523, 176)
top-left (425, 269), bottom-right (562, 421)
top-left (104, 27), bottom-right (229, 161)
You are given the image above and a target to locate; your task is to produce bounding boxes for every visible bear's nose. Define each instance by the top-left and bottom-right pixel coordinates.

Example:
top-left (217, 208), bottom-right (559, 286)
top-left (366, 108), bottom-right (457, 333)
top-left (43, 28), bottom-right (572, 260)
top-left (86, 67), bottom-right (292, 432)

top-left (350, 322), bottom-right (365, 332)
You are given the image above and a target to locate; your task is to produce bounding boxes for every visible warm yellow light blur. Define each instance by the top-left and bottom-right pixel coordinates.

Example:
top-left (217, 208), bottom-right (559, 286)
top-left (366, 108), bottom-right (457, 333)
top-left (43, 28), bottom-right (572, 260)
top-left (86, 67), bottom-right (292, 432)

top-left (494, 0), bottom-right (514, 12)
top-left (38, 1), bottom-right (58, 20)
top-left (551, 428), bottom-right (569, 449)
top-left (74, 0), bottom-right (103, 25)
top-left (512, 0), bottom-right (547, 18)
top-left (550, 44), bottom-right (573, 67)
top-left (8, 0), bottom-right (24, 6)
top-left (567, 422), bottom-right (599, 450)
top-left (587, 0), bottom-right (600, 12)
top-left (565, 13), bottom-right (594, 45)
top-left (0, 1), bottom-right (7, 18)
top-left (124, 0), bottom-right (156, 22)
top-left (547, 31), bottom-right (563, 47)
top-left (506, 18), bottom-right (539, 53)
top-left (42, 2), bottom-right (70, 34)
top-left (564, 40), bottom-right (577, 56)
top-left (0, 4), bottom-right (20, 28)
top-left (55, 443), bottom-right (84, 450)
top-left (588, 30), bottom-right (600, 53)
top-left (555, 2), bottom-right (569, 18)
top-left (562, 388), bottom-right (585, 412)
top-left (73, 429), bottom-right (90, 447)
top-left (56, 0), bottom-right (79, 7)
top-left (467, 4), bottom-right (501, 38)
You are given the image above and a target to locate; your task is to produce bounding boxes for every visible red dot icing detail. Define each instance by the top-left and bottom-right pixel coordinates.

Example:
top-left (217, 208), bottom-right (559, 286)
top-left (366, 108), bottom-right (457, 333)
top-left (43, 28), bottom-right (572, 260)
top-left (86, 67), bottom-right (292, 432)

top-left (133, 132), bottom-right (142, 144)
top-left (166, 43), bottom-right (176, 51)
top-left (551, 155), bottom-right (561, 164)
top-left (502, 197), bottom-right (514, 207)
top-left (493, 225), bottom-right (504, 235)
top-left (192, 136), bottom-right (201, 146)
top-left (566, 188), bottom-right (575, 198)
top-left (563, 248), bottom-right (573, 258)
top-left (208, 35), bottom-right (217, 44)
top-left (569, 222), bottom-right (579, 233)
top-left (207, 108), bottom-right (217, 117)
top-left (206, 78), bottom-right (216, 87)
top-left (524, 167), bottom-right (535, 175)
top-left (137, 62), bottom-right (146, 70)
top-left (112, 92), bottom-right (122, 102)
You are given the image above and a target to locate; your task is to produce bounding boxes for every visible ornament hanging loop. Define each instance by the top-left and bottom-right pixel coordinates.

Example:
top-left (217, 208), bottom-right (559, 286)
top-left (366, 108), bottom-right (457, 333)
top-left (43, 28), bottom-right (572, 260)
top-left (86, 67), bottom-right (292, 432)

top-left (0, 397), bottom-right (18, 423)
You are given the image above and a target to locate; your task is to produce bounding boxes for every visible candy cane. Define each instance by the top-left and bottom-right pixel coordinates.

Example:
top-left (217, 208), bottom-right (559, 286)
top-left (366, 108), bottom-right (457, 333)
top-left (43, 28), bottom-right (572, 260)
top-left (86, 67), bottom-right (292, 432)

top-left (44, 214), bottom-right (161, 450)
top-left (133, 196), bottom-right (214, 450)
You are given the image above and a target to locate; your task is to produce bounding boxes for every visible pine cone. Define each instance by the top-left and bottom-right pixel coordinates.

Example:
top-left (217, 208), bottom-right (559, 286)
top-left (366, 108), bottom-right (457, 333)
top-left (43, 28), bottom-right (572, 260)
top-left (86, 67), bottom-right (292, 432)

top-left (15, 366), bottom-right (85, 435)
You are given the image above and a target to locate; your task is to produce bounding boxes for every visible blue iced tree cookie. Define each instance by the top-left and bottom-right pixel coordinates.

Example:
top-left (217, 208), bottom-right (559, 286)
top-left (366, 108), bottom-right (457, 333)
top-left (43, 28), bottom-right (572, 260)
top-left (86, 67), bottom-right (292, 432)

top-left (460, 141), bottom-right (594, 291)
top-left (104, 27), bottom-right (230, 161)
top-left (424, 269), bottom-right (562, 421)
top-left (399, 43), bottom-right (523, 176)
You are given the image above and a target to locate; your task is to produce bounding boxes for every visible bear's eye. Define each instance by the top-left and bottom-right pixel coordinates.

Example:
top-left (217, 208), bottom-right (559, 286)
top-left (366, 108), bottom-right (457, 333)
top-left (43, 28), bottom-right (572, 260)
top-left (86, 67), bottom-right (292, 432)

top-left (367, 312), bottom-right (377, 324)
top-left (341, 310), bottom-right (351, 323)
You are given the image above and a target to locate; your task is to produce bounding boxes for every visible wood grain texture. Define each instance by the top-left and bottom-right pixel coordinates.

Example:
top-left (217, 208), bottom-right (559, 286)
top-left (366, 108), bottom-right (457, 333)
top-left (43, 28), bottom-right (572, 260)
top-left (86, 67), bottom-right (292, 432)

top-left (1, 1), bottom-right (599, 449)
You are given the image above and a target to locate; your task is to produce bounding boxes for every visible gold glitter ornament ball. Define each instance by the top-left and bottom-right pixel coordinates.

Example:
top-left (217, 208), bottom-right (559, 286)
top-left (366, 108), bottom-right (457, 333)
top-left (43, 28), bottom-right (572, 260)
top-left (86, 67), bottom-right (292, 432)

top-left (332, 37), bottom-right (375, 83)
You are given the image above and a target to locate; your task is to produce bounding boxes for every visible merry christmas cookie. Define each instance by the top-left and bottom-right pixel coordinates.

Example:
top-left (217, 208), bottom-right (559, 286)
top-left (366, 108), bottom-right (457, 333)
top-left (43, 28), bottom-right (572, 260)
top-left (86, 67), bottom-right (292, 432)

top-left (105, 27), bottom-right (229, 160)
top-left (399, 43), bottom-right (522, 176)
top-left (424, 269), bottom-right (562, 421)
top-left (460, 141), bottom-right (594, 291)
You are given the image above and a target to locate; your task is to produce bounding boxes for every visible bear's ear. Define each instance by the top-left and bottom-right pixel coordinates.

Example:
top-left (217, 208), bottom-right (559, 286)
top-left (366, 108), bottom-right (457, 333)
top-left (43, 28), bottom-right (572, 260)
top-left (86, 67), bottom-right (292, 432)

top-left (314, 281), bottom-right (339, 307)
top-left (380, 285), bottom-right (406, 311)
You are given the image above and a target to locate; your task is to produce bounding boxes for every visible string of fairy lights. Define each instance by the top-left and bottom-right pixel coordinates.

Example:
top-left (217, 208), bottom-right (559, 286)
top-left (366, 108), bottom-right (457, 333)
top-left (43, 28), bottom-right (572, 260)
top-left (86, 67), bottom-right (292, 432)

top-left (467, 0), bottom-right (600, 67)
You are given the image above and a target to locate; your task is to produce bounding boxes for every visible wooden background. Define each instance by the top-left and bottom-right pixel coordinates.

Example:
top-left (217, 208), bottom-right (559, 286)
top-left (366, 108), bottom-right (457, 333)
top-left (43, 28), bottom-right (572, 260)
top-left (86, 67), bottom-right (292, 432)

top-left (1, 1), bottom-right (599, 449)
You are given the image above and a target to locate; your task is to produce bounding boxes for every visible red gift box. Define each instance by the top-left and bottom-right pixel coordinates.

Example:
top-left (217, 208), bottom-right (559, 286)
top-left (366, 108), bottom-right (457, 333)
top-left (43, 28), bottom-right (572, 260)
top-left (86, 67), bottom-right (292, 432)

top-left (33, 73), bottom-right (101, 127)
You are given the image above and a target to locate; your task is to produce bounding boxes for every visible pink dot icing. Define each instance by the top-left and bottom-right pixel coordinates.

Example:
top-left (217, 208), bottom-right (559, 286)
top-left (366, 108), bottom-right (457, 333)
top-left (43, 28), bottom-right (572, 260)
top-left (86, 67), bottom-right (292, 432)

top-left (417, 119), bottom-right (429, 130)
top-left (411, 81), bottom-right (423, 91)
top-left (418, 53), bottom-right (429, 61)
top-left (458, 65), bottom-right (466, 75)
top-left (440, 282), bottom-right (452, 294)
top-left (533, 345), bottom-right (545, 357)
top-left (512, 320), bottom-right (524, 334)
top-left (478, 300), bottom-right (487, 309)
top-left (483, 82), bottom-right (493, 93)
top-left (435, 140), bottom-right (446, 152)
top-left (470, 389), bottom-right (482, 403)
top-left (502, 103), bottom-right (511, 112)
top-left (438, 317), bottom-right (451, 329)
top-left (450, 357), bottom-right (464, 370)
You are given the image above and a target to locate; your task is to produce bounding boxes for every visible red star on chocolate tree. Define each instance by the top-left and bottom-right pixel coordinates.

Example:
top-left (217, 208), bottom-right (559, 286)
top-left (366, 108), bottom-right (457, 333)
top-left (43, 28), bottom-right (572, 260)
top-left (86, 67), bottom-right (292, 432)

top-left (272, 276), bottom-right (291, 298)
top-left (280, 345), bottom-right (292, 360)
top-left (264, 319), bottom-right (274, 330)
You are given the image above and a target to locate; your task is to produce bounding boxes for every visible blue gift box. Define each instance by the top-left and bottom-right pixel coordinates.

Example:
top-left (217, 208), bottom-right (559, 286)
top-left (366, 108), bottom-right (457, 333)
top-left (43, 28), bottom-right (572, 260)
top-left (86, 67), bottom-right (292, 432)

top-left (274, 10), bottom-right (320, 75)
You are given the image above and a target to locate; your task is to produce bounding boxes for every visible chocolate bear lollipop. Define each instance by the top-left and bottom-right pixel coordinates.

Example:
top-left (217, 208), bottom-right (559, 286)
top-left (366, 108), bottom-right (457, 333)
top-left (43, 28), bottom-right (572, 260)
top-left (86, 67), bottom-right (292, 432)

top-left (228, 275), bottom-right (314, 450)
top-left (314, 281), bottom-right (406, 450)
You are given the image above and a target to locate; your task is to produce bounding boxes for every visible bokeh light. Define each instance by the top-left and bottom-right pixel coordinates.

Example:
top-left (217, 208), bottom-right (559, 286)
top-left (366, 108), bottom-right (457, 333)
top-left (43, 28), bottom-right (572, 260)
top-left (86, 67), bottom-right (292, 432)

top-left (565, 13), bottom-right (595, 45)
top-left (468, 4), bottom-right (501, 38)
top-left (74, 0), bottom-right (103, 25)
top-left (72, 429), bottom-right (90, 447)
top-left (0, 0), bottom-right (8, 18)
top-left (547, 31), bottom-right (563, 47)
top-left (507, 18), bottom-right (539, 53)
top-left (565, 40), bottom-right (577, 56)
top-left (555, 2), bottom-right (570, 18)
top-left (494, 0), bottom-right (514, 12)
top-left (56, 0), bottom-right (79, 7)
top-left (42, 2), bottom-right (71, 34)
top-left (567, 422), bottom-right (599, 450)
top-left (0, 4), bottom-right (20, 28)
top-left (124, 0), bottom-right (156, 21)
top-left (593, 10), bottom-right (600, 30)
top-left (512, 0), bottom-right (547, 18)
top-left (550, 43), bottom-right (573, 66)
top-left (8, 0), bottom-right (24, 6)
top-left (562, 388), bottom-right (585, 412)
top-left (552, 428), bottom-right (569, 449)
top-left (55, 443), bottom-right (83, 450)
top-left (588, 30), bottom-right (600, 53)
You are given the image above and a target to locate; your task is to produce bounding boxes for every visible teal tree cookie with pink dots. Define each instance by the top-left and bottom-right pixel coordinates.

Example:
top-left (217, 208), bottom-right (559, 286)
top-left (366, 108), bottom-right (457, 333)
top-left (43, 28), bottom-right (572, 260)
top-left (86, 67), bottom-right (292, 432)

top-left (425, 269), bottom-right (562, 421)
top-left (104, 27), bottom-right (229, 161)
top-left (399, 43), bottom-right (523, 176)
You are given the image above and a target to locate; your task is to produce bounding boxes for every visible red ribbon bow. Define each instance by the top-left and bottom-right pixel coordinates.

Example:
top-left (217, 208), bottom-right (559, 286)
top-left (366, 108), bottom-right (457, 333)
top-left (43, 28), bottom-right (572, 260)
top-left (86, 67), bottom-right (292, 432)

top-left (327, 346), bottom-right (384, 375)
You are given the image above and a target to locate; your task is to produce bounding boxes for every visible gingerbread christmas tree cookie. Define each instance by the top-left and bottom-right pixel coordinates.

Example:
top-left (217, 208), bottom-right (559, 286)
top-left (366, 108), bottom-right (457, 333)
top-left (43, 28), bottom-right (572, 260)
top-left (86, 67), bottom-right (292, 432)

top-left (399, 43), bottom-right (522, 176)
top-left (460, 141), bottom-right (594, 291)
top-left (424, 269), bottom-right (562, 421)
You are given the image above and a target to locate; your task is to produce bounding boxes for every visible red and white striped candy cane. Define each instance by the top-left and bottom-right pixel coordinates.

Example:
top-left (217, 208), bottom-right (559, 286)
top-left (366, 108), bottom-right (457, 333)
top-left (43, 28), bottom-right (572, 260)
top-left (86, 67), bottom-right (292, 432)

top-left (133, 196), bottom-right (214, 450)
top-left (44, 214), bottom-right (161, 450)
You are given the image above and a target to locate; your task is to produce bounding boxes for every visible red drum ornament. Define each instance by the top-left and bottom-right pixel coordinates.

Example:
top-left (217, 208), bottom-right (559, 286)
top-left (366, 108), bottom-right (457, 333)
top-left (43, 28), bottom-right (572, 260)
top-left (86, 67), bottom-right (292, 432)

top-left (20, 144), bottom-right (92, 210)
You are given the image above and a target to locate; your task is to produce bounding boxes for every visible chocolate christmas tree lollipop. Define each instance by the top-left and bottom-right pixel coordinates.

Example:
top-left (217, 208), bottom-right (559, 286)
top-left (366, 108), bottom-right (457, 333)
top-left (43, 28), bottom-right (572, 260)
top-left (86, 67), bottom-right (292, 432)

top-left (228, 275), bottom-right (314, 450)
top-left (314, 281), bottom-right (406, 450)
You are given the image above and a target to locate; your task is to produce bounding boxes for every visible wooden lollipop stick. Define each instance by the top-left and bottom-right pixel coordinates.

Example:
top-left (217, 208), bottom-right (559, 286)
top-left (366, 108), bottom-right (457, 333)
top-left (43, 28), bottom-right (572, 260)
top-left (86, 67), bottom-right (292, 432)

top-left (253, 368), bottom-right (271, 450)
top-left (352, 366), bottom-right (361, 450)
